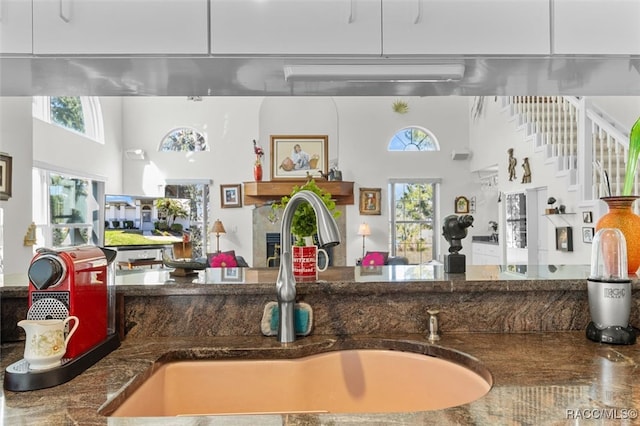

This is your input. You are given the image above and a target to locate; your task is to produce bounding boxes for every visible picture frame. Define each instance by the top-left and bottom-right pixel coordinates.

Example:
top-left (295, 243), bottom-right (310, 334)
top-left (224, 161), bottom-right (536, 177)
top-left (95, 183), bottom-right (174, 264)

top-left (0, 153), bottom-right (13, 201)
top-left (455, 196), bottom-right (469, 214)
top-left (582, 211), bottom-right (593, 223)
top-left (221, 267), bottom-right (244, 283)
top-left (555, 226), bottom-right (574, 252)
top-left (220, 184), bottom-right (242, 208)
top-left (359, 188), bottom-right (381, 215)
top-left (582, 227), bottom-right (595, 244)
top-left (270, 135), bottom-right (328, 180)
top-left (359, 265), bottom-right (383, 276)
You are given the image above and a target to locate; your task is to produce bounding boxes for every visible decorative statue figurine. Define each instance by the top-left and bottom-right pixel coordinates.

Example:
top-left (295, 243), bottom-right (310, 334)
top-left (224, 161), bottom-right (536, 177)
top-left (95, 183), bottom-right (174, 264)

top-left (521, 157), bottom-right (532, 183)
top-left (442, 214), bottom-right (474, 273)
top-left (507, 148), bottom-right (517, 181)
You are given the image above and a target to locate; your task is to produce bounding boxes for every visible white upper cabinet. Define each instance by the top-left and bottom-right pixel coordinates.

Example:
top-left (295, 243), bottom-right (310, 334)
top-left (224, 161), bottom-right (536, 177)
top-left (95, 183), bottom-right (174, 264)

top-left (553, 0), bottom-right (640, 54)
top-left (210, 0), bottom-right (382, 55)
top-left (0, 0), bottom-right (33, 54)
top-left (32, 0), bottom-right (208, 54)
top-left (382, 0), bottom-right (550, 55)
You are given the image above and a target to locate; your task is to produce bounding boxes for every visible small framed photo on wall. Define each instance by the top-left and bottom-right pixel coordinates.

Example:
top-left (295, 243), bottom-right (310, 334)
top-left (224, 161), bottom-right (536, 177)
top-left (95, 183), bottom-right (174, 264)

top-left (582, 211), bottom-right (593, 223)
top-left (582, 227), bottom-right (595, 243)
top-left (359, 188), bottom-right (381, 215)
top-left (555, 226), bottom-right (574, 252)
top-left (0, 153), bottom-right (13, 201)
top-left (220, 184), bottom-right (242, 208)
top-left (455, 196), bottom-right (469, 214)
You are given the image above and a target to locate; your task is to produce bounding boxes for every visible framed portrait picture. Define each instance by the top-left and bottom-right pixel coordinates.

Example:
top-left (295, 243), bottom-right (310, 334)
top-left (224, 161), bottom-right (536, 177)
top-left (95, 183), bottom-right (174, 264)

top-left (0, 153), bottom-right (13, 201)
top-left (359, 188), bottom-right (381, 215)
top-left (582, 211), bottom-right (593, 223)
top-left (220, 184), bottom-right (242, 208)
top-left (555, 226), bottom-right (573, 252)
top-left (582, 227), bottom-right (595, 243)
top-left (270, 135), bottom-right (328, 180)
top-left (455, 196), bottom-right (469, 214)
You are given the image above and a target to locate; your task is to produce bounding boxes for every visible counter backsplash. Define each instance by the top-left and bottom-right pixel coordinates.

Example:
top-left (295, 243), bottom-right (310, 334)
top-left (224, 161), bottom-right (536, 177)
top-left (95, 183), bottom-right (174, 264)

top-left (2, 266), bottom-right (639, 342)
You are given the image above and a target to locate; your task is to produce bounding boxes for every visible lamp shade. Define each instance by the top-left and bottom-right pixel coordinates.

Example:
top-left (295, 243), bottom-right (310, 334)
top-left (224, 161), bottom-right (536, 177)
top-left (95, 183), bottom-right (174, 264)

top-left (357, 223), bottom-right (371, 236)
top-left (211, 219), bottom-right (226, 235)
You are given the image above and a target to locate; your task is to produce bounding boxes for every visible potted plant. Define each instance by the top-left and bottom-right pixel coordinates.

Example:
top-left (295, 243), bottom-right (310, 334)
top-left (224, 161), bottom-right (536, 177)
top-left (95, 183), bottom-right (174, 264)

top-left (271, 178), bottom-right (340, 246)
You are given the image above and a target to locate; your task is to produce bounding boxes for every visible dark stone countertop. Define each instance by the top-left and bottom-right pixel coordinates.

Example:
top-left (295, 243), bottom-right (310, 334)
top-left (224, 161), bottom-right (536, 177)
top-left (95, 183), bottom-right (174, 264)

top-left (2, 332), bottom-right (640, 425)
top-left (2, 266), bottom-right (640, 424)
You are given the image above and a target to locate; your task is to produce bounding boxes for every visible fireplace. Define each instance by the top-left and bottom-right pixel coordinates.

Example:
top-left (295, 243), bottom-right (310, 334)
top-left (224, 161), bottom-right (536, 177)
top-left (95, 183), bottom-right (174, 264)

top-left (264, 232), bottom-right (334, 268)
top-left (266, 233), bottom-right (281, 267)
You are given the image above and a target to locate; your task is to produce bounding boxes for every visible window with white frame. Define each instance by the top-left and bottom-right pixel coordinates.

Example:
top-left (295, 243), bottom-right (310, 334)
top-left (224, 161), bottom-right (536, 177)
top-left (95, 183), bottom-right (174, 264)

top-left (32, 96), bottom-right (105, 143)
top-left (32, 168), bottom-right (104, 249)
top-left (387, 126), bottom-right (440, 152)
top-left (159, 127), bottom-right (209, 152)
top-left (389, 180), bottom-right (440, 264)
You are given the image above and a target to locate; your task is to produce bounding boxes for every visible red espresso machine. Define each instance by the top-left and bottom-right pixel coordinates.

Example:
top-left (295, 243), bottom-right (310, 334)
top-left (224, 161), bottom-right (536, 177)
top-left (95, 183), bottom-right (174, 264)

top-left (4, 246), bottom-right (121, 391)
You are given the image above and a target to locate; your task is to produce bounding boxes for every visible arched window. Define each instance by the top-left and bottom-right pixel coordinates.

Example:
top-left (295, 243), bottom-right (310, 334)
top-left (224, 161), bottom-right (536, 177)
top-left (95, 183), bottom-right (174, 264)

top-left (388, 126), bottom-right (440, 152)
top-left (158, 127), bottom-right (209, 152)
top-left (32, 96), bottom-right (105, 143)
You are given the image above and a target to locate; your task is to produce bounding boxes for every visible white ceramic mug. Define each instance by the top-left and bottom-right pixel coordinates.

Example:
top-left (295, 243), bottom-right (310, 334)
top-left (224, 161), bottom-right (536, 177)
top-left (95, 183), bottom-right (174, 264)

top-left (18, 316), bottom-right (80, 370)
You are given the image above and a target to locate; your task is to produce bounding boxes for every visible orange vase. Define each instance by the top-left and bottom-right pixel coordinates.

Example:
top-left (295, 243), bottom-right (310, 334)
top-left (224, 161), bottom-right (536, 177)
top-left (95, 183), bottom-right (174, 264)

top-left (595, 196), bottom-right (640, 274)
top-left (253, 163), bottom-right (263, 181)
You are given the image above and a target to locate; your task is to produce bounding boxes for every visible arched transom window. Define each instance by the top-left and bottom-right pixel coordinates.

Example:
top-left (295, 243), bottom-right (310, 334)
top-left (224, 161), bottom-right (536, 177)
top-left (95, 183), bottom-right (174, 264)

top-left (388, 126), bottom-right (440, 152)
top-left (159, 127), bottom-right (209, 152)
top-left (32, 96), bottom-right (105, 143)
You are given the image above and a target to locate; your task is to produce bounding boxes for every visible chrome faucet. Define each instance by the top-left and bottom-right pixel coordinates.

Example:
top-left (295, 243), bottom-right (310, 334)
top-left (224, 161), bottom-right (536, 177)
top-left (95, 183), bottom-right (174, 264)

top-left (276, 190), bottom-right (341, 343)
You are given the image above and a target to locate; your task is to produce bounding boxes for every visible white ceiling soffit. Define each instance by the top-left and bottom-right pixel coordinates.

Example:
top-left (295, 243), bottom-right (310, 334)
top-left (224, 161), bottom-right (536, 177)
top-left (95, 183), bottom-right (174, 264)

top-left (1, 56), bottom-right (639, 96)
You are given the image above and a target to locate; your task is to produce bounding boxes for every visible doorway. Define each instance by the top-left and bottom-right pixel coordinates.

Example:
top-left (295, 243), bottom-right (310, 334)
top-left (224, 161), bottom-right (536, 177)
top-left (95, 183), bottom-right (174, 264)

top-left (164, 181), bottom-right (211, 259)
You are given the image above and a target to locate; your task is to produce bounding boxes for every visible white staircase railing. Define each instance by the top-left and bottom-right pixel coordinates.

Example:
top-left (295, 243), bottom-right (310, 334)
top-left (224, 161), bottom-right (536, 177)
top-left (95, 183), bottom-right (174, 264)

top-left (587, 105), bottom-right (633, 197)
top-left (502, 96), bottom-right (636, 202)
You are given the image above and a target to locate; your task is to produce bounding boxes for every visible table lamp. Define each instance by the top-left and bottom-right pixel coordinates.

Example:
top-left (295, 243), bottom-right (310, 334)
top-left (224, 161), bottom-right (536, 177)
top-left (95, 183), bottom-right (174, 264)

top-left (211, 219), bottom-right (226, 253)
top-left (357, 223), bottom-right (371, 259)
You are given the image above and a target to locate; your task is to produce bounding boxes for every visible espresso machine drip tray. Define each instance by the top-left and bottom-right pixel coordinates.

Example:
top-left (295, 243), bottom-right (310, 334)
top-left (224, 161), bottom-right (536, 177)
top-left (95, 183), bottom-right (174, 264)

top-left (27, 298), bottom-right (69, 320)
top-left (3, 334), bottom-right (120, 392)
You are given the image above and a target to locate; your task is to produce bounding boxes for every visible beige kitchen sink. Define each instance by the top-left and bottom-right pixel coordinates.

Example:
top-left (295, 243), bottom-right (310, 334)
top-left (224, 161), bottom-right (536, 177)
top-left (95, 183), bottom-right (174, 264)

top-left (108, 348), bottom-right (491, 417)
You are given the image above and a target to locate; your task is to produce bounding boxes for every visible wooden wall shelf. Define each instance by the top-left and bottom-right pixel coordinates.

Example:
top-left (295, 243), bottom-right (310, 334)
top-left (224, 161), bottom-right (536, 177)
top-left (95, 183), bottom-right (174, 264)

top-left (243, 181), bottom-right (354, 205)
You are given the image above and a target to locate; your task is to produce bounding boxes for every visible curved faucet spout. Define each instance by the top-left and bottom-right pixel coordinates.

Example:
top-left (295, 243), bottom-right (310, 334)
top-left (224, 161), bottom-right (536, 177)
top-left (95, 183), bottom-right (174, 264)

top-left (275, 190), bottom-right (341, 343)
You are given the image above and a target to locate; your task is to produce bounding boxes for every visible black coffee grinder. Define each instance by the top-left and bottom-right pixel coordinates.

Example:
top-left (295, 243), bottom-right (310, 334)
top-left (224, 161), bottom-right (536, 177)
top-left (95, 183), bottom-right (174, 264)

top-left (586, 228), bottom-right (636, 345)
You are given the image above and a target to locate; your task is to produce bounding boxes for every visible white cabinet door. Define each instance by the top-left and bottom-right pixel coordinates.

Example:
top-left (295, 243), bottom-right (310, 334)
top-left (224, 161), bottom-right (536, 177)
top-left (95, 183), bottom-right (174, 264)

top-left (471, 243), bottom-right (500, 265)
top-left (553, 0), bottom-right (640, 54)
top-left (32, 0), bottom-right (208, 54)
top-left (211, 0), bottom-right (381, 55)
top-left (382, 0), bottom-right (550, 55)
top-left (0, 0), bottom-right (32, 54)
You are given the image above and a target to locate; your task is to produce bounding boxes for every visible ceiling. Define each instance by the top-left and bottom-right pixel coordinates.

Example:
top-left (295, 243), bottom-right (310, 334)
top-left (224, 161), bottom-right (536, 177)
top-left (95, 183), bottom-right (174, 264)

top-left (1, 55), bottom-right (639, 96)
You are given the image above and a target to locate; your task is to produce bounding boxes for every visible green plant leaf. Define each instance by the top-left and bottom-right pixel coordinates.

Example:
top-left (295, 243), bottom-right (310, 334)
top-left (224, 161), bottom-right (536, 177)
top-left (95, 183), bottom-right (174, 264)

top-left (623, 116), bottom-right (640, 195)
top-left (271, 179), bottom-right (339, 241)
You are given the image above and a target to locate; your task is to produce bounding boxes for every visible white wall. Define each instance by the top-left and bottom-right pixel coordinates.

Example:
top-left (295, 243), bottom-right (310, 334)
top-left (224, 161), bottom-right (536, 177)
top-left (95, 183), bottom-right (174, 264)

top-left (121, 97), bottom-right (262, 256)
top-left (469, 96), bottom-right (640, 265)
top-left (0, 98), bottom-right (34, 274)
top-left (33, 97), bottom-right (124, 193)
top-left (590, 97), bottom-right (640, 130)
top-left (2, 95), bottom-right (639, 272)
top-left (334, 97), bottom-right (473, 263)
top-left (119, 96), bottom-right (475, 264)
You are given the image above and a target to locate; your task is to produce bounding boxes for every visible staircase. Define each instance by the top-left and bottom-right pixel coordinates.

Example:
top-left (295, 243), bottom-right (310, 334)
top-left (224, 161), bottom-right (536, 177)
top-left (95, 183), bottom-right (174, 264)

top-left (501, 96), bottom-right (636, 204)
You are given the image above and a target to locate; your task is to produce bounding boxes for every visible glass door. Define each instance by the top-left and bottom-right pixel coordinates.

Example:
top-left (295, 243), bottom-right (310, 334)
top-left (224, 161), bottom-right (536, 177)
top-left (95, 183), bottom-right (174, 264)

top-left (505, 192), bottom-right (527, 249)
